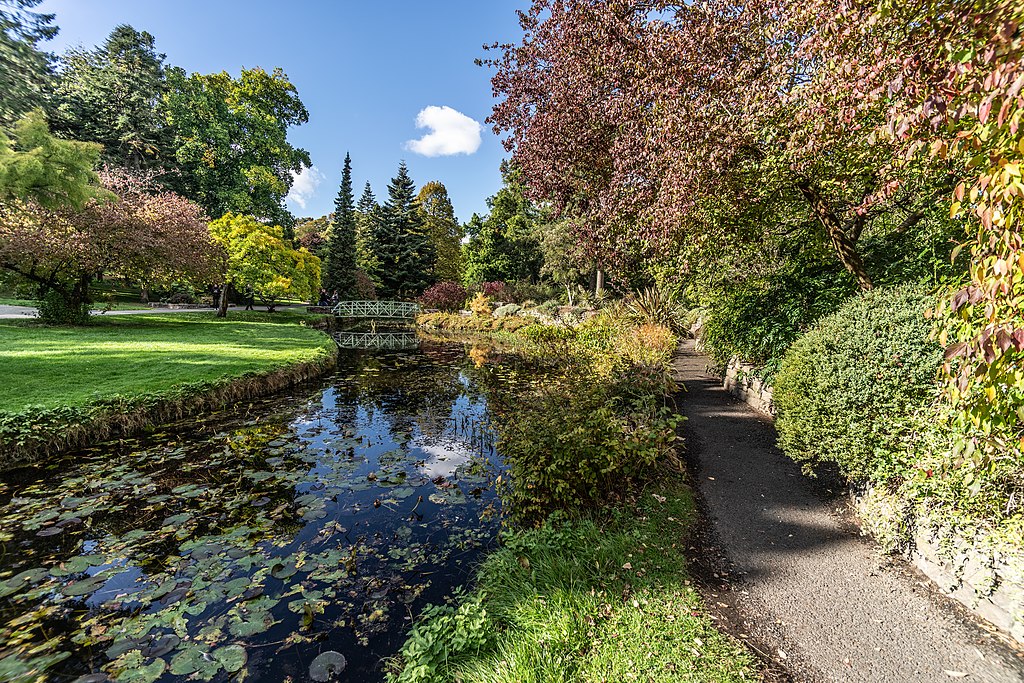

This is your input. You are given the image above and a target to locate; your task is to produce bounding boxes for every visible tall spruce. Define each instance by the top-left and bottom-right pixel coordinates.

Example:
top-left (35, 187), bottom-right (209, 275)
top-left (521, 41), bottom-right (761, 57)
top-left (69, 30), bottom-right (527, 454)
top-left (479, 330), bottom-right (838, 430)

top-left (374, 162), bottom-right (434, 298)
top-left (323, 153), bottom-right (357, 297)
top-left (355, 181), bottom-right (380, 285)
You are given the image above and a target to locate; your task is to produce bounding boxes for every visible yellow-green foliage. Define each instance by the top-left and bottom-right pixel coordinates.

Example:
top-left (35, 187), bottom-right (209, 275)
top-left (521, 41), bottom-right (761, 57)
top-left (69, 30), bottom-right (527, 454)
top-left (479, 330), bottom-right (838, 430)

top-left (469, 292), bottom-right (492, 317)
top-left (416, 311), bottom-right (532, 334)
top-left (209, 212), bottom-right (321, 306)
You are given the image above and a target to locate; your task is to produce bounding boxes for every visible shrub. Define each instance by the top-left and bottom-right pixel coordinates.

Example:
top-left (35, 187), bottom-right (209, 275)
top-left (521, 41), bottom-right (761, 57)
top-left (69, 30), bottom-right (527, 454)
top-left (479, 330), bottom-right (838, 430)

top-left (389, 593), bottom-right (490, 683)
top-left (699, 268), bottom-right (854, 372)
top-left (419, 281), bottom-right (468, 311)
top-left (492, 303), bottom-right (521, 318)
top-left (535, 299), bottom-right (560, 318)
top-left (479, 281), bottom-right (513, 302)
top-left (627, 287), bottom-right (687, 333)
top-left (355, 270), bottom-right (377, 300)
top-left (469, 292), bottom-right (492, 317)
top-left (37, 289), bottom-right (90, 325)
top-left (773, 284), bottom-right (942, 480)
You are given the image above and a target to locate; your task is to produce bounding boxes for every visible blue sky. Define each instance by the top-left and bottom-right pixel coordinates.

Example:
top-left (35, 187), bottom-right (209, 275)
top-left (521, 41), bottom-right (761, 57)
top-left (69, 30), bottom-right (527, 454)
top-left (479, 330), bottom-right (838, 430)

top-left (37, 0), bottom-right (531, 223)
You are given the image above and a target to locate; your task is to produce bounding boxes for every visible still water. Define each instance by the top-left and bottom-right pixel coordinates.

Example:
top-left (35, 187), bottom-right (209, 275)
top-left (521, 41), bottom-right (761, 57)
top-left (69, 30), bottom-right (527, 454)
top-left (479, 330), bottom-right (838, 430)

top-left (0, 341), bottom-right (503, 682)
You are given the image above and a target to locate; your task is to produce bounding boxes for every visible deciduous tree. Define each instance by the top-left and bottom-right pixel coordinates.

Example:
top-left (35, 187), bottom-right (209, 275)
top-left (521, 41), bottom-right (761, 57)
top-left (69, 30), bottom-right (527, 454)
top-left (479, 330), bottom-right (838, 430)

top-left (417, 181), bottom-right (463, 282)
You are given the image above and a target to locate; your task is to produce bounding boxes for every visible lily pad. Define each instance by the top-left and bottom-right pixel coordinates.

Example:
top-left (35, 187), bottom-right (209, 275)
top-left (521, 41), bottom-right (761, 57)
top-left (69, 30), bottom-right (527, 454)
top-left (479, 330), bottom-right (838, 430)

top-left (309, 651), bottom-right (347, 681)
top-left (214, 644), bottom-right (247, 673)
top-left (62, 573), bottom-right (108, 597)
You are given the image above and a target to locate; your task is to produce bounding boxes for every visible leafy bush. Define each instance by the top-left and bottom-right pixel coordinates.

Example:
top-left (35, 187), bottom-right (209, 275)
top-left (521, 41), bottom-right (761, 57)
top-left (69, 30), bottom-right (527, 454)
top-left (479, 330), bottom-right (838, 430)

top-left (509, 280), bottom-right (561, 304)
top-left (535, 299), bottom-right (560, 318)
top-left (492, 303), bottom-right (522, 318)
top-left (469, 292), bottom-right (492, 317)
top-left (389, 593), bottom-right (490, 683)
top-left (418, 281), bottom-right (468, 311)
top-left (355, 269), bottom-right (377, 300)
top-left (699, 267), bottom-right (854, 372)
top-left (37, 289), bottom-right (90, 325)
top-left (773, 284), bottom-right (942, 480)
top-left (479, 281), bottom-right (514, 302)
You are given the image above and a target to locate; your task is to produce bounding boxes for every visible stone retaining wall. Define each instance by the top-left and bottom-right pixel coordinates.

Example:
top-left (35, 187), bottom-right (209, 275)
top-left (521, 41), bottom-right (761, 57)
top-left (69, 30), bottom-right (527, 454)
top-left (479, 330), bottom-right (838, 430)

top-left (723, 357), bottom-right (775, 416)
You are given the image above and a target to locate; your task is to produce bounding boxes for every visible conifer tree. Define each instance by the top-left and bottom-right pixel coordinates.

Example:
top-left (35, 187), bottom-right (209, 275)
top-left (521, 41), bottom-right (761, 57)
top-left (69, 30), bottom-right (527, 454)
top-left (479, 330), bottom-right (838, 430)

top-left (355, 181), bottom-right (381, 284)
top-left (374, 162), bottom-right (435, 297)
top-left (323, 153), bottom-right (357, 297)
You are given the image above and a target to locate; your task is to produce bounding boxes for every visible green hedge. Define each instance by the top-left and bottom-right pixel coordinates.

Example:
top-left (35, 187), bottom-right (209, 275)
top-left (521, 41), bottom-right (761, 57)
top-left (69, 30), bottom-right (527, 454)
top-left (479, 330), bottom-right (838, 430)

top-left (773, 284), bottom-right (942, 480)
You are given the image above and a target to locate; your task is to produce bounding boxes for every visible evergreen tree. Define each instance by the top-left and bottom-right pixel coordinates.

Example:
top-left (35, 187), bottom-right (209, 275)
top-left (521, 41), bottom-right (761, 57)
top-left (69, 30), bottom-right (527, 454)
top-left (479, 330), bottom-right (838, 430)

top-left (417, 181), bottom-right (463, 282)
top-left (0, 0), bottom-right (56, 127)
top-left (374, 162), bottom-right (435, 297)
top-left (355, 181), bottom-right (380, 284)
top-left (50, 25), bottom-right (170, 171)
top-left (323, 153), bottom-right (357, 297)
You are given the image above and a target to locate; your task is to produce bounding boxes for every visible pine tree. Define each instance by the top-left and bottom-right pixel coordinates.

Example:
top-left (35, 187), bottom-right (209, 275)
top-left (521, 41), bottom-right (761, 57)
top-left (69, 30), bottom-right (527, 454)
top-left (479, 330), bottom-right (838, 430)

top-left (375, 162), bottom-right (435, 297)
top-left (323, 153), bottom-right (357, 297)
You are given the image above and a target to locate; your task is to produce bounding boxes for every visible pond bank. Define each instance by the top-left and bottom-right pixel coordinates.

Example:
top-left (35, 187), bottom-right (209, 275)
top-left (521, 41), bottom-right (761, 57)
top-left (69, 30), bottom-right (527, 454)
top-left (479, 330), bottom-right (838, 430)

top-left (0, 312), bottom-right (338, 469)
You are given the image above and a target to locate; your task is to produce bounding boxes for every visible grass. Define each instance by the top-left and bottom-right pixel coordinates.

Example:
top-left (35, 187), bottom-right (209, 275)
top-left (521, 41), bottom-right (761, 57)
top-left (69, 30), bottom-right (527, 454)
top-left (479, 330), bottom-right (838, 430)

top-left (389, 473), bottom-right (758, 683)
top-left (0, 311), bottom-right (334, 413)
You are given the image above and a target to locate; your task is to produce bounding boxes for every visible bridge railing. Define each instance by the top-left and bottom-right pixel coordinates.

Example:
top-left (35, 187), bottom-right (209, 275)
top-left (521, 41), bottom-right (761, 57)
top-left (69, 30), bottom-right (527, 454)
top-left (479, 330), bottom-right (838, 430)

top-left (331, 300), bottom-right (421, 319)
top-left (333, 331), bottom-right (419, 350)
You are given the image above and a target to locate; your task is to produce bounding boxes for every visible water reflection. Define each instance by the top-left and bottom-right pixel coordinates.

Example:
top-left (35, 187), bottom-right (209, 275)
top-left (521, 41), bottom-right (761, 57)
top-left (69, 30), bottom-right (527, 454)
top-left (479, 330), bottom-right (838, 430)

top-left (0, 341), bottom-right (501, 682)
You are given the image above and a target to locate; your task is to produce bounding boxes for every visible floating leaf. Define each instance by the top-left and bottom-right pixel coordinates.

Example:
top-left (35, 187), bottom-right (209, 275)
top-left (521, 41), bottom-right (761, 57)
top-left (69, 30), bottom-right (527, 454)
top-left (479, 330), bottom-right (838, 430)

top-left (309, 651), bottom-right (347, 681)
top-left (214, 644), bottom-right (247, 673)
top-left (63, 573), bottom-right (108, 597)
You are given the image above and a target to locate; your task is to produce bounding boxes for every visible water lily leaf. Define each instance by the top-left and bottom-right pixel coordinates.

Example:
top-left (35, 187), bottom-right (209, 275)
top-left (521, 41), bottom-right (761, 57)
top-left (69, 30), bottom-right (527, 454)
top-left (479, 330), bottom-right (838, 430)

top-left (229, 611), bottom-right (277, 637)
top-left (169, 647), bottom-right (218, 677)
top-left (270, 561), bottom-right (297, 580)
top-left (213, 644), bottom-right (247, 673)
top-left (112, 651), bottom-right (166, 683)
top-left (36, 526), bottom-right (64, 537)
top-left (142, 634), bottom-right (180, 658)
top-left (309, 651), bottom-right (347, 681)
top-left (71, 674), bottom-right (110, 683)
top-left (161, 513), bottom-right (192, 527)
top-left (63, 573), bottom-right (108, 597)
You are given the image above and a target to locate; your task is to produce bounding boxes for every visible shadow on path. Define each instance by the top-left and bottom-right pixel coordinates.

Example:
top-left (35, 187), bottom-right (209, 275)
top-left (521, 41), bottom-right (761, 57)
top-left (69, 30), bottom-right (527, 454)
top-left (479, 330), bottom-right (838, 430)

top-left (675, 340), bottom-right (1024, 683)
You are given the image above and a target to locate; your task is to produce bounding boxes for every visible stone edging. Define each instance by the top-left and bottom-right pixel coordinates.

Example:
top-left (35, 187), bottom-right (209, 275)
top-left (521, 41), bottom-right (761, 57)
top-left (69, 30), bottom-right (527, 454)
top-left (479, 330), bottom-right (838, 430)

top-left (717, 356), bottom-right (1023, 645)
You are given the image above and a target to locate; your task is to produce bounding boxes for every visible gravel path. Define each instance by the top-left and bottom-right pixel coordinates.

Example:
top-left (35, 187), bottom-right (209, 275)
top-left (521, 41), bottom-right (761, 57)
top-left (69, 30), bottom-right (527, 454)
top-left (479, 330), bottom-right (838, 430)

top-left (674, 340), bottom-right (1024, 682)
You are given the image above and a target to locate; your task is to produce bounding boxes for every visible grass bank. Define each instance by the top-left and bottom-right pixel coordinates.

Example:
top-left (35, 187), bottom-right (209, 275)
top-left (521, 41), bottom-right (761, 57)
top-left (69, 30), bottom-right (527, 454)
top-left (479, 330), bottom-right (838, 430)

top-left (388, 474), bottom-right (757, 683)
top-left (0, 311), bottom-right (337, 467)
top-left (390, 310), bottom-right (757, 681)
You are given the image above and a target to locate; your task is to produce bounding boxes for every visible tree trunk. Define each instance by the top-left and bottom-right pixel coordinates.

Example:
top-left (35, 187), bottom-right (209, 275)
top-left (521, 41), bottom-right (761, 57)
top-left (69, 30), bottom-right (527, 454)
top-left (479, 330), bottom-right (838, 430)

top-left (796, 180), bottom-right (873, 291)
top-left (595, 268), bottom-right (605, 296)
top-left (217, 283), bottom-right (229, 318)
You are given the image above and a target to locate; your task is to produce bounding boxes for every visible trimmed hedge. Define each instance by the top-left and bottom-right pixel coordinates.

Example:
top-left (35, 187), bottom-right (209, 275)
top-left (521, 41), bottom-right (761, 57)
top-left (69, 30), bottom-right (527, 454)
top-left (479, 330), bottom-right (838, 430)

top-left (773, 284), bottom-right (942, 479)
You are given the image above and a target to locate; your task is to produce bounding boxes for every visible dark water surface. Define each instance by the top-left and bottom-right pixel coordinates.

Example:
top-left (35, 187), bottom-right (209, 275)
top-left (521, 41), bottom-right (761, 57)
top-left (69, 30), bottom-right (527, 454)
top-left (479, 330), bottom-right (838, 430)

top-left (0, 342), bottom-right (503, 682)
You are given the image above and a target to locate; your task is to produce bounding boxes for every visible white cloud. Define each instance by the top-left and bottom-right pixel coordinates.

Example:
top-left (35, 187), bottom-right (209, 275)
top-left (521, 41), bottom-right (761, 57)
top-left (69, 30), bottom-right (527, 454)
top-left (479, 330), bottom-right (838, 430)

top-left (406, 106), bottom-right (483, 157)
top-left (287, 165), bottom-right (324, 210)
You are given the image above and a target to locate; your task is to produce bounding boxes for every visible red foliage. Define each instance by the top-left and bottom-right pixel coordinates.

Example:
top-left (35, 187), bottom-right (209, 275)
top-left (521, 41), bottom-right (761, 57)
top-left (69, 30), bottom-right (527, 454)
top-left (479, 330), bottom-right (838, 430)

top-left (480, 281), bottom-right (514, 302)
top-left (418, 281), bottom-right (468, 311)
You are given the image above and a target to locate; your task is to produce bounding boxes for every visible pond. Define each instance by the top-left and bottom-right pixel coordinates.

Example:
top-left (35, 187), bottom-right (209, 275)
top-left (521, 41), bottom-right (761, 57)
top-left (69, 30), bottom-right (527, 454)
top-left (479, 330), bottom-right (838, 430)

top-left (0, 341), bottom-right (504, 682)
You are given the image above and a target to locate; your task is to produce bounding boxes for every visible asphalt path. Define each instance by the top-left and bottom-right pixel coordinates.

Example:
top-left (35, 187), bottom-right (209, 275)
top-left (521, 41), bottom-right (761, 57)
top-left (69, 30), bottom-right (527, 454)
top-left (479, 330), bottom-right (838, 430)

top-left (675, 339), bottom-right (1024, 682)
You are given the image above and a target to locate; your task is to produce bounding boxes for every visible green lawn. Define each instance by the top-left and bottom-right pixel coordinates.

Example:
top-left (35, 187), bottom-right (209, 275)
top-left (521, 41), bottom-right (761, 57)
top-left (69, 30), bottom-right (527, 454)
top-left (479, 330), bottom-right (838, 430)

top-left (0, 312), bottom-right (334, 413)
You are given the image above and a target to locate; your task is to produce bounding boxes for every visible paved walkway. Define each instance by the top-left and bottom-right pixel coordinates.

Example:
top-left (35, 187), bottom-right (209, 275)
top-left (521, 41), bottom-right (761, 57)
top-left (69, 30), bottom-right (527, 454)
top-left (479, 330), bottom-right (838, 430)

top-left (675, 340), bottom-right (1024, 682)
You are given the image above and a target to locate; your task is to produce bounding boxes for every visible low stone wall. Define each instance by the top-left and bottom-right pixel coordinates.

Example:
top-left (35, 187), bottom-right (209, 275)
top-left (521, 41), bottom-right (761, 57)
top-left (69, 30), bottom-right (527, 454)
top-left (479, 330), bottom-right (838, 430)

top-left (723, 357), bottom-right (775, 416)
top-left (855, 486), bottom-right (1024, 644)
top-left (714, 352), bottom-right (1024, 643)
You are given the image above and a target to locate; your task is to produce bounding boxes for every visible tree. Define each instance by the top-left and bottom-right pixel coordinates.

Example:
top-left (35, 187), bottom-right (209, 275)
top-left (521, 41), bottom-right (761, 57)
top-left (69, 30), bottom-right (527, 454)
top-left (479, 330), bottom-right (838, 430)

top-left (208, 213), bottom-right (320, 312)
top-left (294, 214), bottom-right (331, 259)
top-left (0, 109), bottom-right (102, 209)
top-left (0, 169), bottom-right (219, 323)
top-left (355, 181), bottom-right (381, 283)
top-left (163, 66), bottom-right (310, 224)
top-left (372, 162), bottom-right (434, 297)
top-left (0, 0), bottom-right (56, 126)
top-left (485, 1), bottom-right (953, 291)
top-left (323, 153), bottom-right (357, 297)
top-left (50, 25), bottom-right (171, 171)
top-left (417, 181), bottom-right (463, 282)
top-left (462, 167), bottom-right (543, 285)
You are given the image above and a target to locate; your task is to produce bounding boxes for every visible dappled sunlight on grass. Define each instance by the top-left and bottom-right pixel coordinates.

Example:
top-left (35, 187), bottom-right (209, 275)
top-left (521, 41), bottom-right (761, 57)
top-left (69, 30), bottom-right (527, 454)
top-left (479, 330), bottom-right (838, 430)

top-left (0, 313), bottom-right (334, 412)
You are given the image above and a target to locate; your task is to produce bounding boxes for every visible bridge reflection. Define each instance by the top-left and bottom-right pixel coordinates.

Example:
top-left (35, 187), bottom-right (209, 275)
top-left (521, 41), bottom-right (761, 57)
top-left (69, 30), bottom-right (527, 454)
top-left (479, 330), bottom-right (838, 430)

top-left (332, 331), bottom-right (420, 350)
